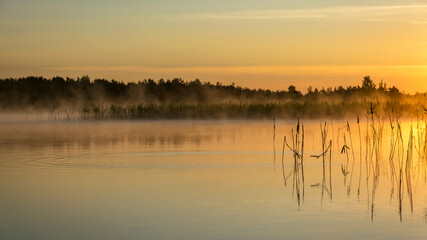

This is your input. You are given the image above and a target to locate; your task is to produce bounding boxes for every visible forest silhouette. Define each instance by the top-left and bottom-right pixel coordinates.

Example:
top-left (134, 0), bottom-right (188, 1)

top-left (0, 76), bottom-right (425, 119)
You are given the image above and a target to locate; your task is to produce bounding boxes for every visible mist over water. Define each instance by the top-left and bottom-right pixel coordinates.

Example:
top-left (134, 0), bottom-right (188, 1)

top-left (0, 119), bottom-right (426, 240)
top-left (1, 76), bottom-right (424, 120)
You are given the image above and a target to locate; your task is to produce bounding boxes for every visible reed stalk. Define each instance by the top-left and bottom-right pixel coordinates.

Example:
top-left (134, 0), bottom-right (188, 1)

top-left (405, 126), bottom-right (414, 213)
top-left (301, 124), bottom-right (305, 201)
top-left (357, 116), bottom-right (362, 197)
top-left (347, 121), bottom-right (357, 196)
top-left (273, 118), bottom-right (276, 168)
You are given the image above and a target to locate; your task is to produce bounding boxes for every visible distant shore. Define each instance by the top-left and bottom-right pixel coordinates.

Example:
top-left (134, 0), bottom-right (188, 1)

top-left (0, 76), bottom-right (425, 120)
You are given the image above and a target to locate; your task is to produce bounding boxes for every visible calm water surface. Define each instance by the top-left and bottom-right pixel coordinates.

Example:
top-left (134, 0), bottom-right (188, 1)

top-left (0, 120), bottom-right (426, 240)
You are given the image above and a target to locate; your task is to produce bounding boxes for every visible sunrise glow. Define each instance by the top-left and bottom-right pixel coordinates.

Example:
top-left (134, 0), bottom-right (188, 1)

top-left (1, 1), bottom-right (426, 92)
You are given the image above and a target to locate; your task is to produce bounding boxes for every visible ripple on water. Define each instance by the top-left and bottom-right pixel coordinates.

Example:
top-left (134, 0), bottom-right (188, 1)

top-left (0, 150), bottom-right (277, 172)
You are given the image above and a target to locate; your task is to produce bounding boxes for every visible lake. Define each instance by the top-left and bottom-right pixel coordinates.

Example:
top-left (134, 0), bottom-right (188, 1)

top-left (0, 119), bottom-right (426, 240)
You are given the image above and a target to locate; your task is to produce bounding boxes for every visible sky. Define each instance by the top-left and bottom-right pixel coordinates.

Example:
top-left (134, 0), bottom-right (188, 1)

top-left (1, 0), bottom-right (427, 93)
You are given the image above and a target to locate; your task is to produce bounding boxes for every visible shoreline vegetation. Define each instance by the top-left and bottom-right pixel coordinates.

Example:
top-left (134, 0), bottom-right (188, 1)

top-left (0, 76), bottom-right (425, 120)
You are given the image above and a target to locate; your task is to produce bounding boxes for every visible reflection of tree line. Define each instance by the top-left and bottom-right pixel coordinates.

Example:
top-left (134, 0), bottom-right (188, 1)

top-left (0, 134), bottom-right (214, 150)
top-left (0, 76), bottom-right (424, 119)
top-left (279, 106), bottom-right (426, 222)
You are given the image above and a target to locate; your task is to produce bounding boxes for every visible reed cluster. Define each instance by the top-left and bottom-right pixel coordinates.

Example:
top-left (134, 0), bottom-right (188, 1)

top-left (278, 100), bottom-right (427, 221)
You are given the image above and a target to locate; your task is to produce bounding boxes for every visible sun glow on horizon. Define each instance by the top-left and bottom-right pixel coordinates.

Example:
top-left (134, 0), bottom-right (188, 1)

top-left (0, 1), bottom-right (426, 93)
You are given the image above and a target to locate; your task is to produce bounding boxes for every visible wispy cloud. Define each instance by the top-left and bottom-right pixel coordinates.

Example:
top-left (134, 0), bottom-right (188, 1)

top-left (189, 4), bottom-right (427, 23)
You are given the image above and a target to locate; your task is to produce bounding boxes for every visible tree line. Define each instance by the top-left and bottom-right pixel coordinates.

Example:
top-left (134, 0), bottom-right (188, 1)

top-left (0, 75), bottom-right (425, 119)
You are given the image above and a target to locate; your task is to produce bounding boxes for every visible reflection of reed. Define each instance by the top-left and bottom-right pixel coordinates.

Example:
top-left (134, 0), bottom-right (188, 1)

top-left (415, 118), bottom-right (427, 181)
top-left (405, 126), bottom-right (414, 214)
top-left (282, 120), bottom-right (305, 207)
top-left (321, 122), bottom-right (328, 203)
top-left (365, 114), bottom-right (370, 209)
top-left (388, 117), bottom-right (398, 202)
top-left (346, 121), bottom-right (357, 196)
top-left (301, 125), bottom-right (305, 201)
top-left (341, 135), bottom-right (350, 188)
top-left (371, 173), bottom-right (379, 222)
top-left (281, 136), bottom-right (287, 186)
top-left (278, 110), bottom-right (426, 222)
top-left (273, 118), bottom-right (276, 169)
top-left (329, 140), bottom-right (332, 201)
top-left (397, 120), bottom-right (404, 222)
top-left (311, 123), bottom-right (332, 201)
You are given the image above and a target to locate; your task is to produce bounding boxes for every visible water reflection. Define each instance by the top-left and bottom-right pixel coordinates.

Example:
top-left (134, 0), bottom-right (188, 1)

top-left (279, 117), bottom-right (426, 222)
top-left (0, 119), bottom-right (426, 240)
top-left (0, 121), bottom-right (219, 150)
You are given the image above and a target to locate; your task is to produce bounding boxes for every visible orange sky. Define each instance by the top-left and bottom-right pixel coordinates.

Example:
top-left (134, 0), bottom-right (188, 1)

top-left (1, 1), bottom-right (427, 92)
